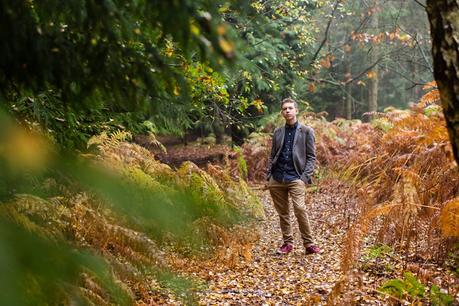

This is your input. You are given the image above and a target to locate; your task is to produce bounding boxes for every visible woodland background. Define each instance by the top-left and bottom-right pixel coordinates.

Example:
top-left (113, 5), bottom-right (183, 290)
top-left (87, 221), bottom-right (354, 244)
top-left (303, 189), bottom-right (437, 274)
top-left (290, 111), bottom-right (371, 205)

top-left (0, 0), bottom-right (458, 305)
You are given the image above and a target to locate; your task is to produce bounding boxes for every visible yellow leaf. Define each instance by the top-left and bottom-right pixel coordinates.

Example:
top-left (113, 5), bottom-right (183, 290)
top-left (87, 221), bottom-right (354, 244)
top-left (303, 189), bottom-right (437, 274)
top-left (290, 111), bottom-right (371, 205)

top-left (252, 99), bottom-right (264, 112)
top-left (217, 25), bottom-right (226, 36)
top-left (398, 34), bottom-right (410, 42)
top-left (308, 83), bottom-right (317, 93)
top-left (164, 40), bottom-right (175, 57)
top-left (367, 71), bottom-right (377, 79)
top-left (190, 23), bottom-right (200, 36)
top-left (173, 85), bottom-right (180, 96)
top-left (218, 38), bottom-right (234, 58)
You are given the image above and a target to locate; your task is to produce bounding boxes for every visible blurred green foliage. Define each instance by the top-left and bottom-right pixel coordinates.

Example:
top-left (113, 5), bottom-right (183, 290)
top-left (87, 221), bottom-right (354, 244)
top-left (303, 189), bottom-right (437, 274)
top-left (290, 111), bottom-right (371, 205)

top-left (221, 0), bottom-right (319, 133)
top-left (6, 89), bottom-right (155, 150)
top-left (0, 220), bottom-right (126, 305)
top-left (0, 0), bottom-right (325, 145)
top-left (0, 0), bottom-right (247, 148)
top-left (380, 272), bottom-right (426, 301)
top-left (363, 244), bottom-right (393, 260)
top-left (430, 285), bottom-right (454, 306)
top-left (380, 272), bottom-right (454, 305)
top-left (0, 0), bottom-right (239, 107)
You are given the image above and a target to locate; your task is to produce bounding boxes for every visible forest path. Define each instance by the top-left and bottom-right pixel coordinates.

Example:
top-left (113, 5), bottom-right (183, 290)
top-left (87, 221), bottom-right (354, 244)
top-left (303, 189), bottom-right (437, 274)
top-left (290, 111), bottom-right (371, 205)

top-left (193, 182), bottom-right (362, 305)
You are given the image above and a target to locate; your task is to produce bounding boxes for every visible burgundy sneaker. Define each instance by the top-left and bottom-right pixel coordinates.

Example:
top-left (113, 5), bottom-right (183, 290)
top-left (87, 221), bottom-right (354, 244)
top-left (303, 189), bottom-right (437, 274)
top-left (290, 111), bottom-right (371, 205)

top-left (305, 245), bottom-right (321, 255)
top-left (276, 243), bottom-right (293, 255)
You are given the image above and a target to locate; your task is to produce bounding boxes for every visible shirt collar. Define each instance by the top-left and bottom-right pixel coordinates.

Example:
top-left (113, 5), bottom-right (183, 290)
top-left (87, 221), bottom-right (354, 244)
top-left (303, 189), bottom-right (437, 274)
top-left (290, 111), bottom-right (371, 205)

top-left (285, 121), bottom-right (298, 129)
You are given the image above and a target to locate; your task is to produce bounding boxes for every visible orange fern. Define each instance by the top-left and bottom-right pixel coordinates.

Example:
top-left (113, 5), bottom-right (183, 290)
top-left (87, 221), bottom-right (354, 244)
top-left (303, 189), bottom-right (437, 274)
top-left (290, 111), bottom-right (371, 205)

top-left (439, 198), bottom-right (459, 237)
top-left (418, 81), bottom-right (440, 108)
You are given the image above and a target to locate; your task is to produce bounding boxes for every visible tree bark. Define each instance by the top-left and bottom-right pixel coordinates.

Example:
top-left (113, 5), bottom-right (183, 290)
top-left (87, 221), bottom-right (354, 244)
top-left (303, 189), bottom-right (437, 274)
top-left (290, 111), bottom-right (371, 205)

top-left (426, 0), bottom-right (459, 165)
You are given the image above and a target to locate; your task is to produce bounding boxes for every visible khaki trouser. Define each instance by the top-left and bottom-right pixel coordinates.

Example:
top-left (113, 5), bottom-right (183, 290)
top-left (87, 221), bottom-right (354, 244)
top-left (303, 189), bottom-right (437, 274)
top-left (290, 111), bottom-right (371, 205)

top-left (268, 177), bottom-right (314, 246)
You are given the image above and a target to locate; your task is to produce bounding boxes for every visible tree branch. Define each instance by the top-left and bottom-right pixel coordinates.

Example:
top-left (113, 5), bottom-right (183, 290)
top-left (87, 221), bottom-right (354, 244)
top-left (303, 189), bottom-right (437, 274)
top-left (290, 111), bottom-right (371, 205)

top-left (308, 0), bottom-right (342, 66)
top-left (306, 77), bottom-right (341, 86)
top-left (383, 63), bottom-right (429, 88)
top-left (413, 0), bottom-right (426, 9)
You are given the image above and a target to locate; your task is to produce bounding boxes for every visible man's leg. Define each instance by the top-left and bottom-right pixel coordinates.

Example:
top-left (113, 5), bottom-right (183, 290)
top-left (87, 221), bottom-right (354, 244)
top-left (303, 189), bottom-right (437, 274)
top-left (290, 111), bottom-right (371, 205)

top-left (288, 180), bottom-right (314, 246)
top-left (268, 177), bottom-right (293, 244)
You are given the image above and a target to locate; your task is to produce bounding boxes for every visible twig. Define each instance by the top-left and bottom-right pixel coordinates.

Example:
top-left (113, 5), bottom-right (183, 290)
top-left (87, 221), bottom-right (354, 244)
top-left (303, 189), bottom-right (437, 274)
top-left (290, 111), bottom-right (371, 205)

top-left (308, 0), bottom-right (342, 66)
top-left (413, 0), bottom-right (426, 9)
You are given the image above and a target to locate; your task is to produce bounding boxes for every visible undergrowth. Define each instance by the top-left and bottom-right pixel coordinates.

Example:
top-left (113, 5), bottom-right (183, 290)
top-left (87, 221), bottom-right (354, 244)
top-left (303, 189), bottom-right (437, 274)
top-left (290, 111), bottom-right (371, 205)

top-left (1, 130), bottom-right (264, 304)
top-left (329, 82), bottom-right (459, 304)
top-left (239, 82), bottom-right (459, 304)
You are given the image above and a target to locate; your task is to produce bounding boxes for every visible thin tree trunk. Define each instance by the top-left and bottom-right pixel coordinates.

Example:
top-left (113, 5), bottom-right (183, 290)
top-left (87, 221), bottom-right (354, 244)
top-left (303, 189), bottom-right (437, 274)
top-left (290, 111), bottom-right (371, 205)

top-left (345, 58), bottom-right (352, 119)
top-left (411, 61), bottom-right (421, 101)
top-left (368, 1), bottom-right (379, 113)
top-left (212, 119), bottom-right (224, 145)
top-left (344, 7), bottom-right (354, 120)
top-left (426, 0), bottom-right (459, 165)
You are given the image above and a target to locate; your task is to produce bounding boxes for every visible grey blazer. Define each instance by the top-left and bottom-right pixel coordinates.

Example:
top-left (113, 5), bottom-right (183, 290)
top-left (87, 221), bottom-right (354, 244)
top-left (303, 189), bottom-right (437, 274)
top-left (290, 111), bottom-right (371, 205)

top-left (267, 123), bottom-right (316, 184)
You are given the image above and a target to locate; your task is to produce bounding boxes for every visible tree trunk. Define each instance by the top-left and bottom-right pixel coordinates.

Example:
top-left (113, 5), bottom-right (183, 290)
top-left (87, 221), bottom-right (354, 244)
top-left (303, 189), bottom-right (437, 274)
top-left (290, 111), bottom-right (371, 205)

top-left (368, 64), bottom-right (379, 113)
top-left (426, 0), bottom-right (459, 165)
top-left (344, 58), bottom-right (352, 119)
top-left (360, 82), bottom-right (366, 115)
top-left (368, 0), bottom-right (379, 113)
top-left (410, 60), bottom-right (421, 102)
top-left (212, 119), bottom-right (224, 145)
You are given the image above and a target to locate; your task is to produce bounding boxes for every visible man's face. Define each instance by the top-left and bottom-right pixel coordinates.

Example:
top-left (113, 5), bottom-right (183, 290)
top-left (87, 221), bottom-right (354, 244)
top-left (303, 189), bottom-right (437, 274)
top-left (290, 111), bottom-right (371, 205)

top-left (281, 102), bottom-right (298, 122)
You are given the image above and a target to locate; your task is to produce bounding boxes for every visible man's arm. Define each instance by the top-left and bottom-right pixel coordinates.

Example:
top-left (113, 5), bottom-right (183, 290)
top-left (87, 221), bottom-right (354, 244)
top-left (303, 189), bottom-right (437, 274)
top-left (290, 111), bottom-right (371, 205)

top-left (301, 127), bottom-right (316, 184)
top-left (266, 130), bottom-right (278, 180)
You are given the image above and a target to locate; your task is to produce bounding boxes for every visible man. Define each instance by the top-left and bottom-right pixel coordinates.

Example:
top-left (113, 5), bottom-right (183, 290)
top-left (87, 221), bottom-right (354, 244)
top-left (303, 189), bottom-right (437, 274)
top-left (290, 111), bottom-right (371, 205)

top-left (267, 97), bottom-right (320, 255)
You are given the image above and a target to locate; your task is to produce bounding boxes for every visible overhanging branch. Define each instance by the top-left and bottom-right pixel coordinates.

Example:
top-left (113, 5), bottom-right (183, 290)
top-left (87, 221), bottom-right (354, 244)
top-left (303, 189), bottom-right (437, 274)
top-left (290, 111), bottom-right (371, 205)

top-left (308, 0), bottom-right (342, 66)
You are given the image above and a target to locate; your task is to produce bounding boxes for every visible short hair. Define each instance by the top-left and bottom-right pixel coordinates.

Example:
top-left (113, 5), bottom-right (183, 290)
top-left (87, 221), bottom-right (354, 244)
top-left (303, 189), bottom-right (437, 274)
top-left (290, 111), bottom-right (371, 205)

top-left (280, 97), bottom-right (298, 109)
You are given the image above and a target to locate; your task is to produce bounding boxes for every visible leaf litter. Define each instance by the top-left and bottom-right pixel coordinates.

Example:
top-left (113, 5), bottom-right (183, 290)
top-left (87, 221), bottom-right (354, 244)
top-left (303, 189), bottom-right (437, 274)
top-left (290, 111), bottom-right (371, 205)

top-left (162, 178), bottom-right (458, 305)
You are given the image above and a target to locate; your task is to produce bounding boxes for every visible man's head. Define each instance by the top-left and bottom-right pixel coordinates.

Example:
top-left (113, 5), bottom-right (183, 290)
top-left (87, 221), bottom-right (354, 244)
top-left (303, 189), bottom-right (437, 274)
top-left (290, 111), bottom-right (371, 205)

top-left (280, 98), bottom-right (298, 110)
top-left (280, 98), bottom-right (298, 125)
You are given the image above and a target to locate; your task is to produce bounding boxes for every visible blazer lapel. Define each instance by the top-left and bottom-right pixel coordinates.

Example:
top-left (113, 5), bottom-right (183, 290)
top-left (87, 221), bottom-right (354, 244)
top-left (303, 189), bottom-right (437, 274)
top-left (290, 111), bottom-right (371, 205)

top-left (293, 124), bottom-right (301, 148)
top-left (277, 126), bottom-right (286, 155)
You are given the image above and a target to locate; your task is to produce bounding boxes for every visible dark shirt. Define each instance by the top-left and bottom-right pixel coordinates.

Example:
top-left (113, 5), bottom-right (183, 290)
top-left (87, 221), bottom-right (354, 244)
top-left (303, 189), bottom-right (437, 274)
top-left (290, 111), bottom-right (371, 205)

top-left (272, 121), bottom-right (300, 182)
